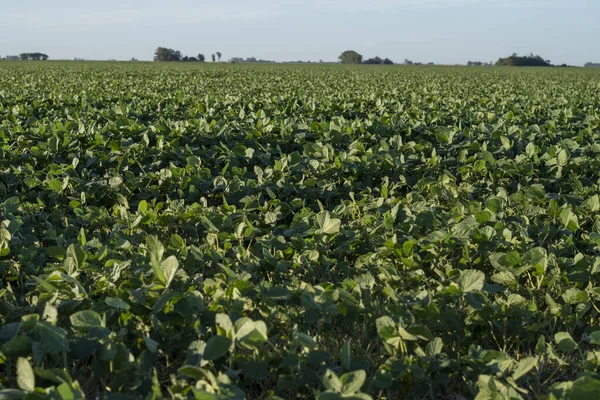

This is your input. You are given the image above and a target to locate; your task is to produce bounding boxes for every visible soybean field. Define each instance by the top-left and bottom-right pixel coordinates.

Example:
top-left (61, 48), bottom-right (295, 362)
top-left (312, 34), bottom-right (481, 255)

top-left (1, 62), bottom-right (600, 399)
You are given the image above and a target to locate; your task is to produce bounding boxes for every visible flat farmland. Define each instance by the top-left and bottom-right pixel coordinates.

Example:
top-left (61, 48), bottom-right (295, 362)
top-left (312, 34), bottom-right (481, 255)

top-left (1, 62), bottom-right (600, 399)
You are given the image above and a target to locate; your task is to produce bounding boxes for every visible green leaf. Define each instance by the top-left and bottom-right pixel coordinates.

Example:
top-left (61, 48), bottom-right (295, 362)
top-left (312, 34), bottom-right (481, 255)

top-left (559, 208), bottom-right (580, 232)
top-left (66, 244), bottom-right (86, 269)
top-left (109, 176), bottom-right (123, 188)
top-left (556, 149), bottom-right (568, 166)
top-left (203, 336), bottom-right (231, 360)
top-left (296, 333), bottom-right (317, 349)
top-left (407, 326), bottom-right (433, 341)
top-left (562, 288), bottom-right (589, 304)
top-left (161, 255), bottom-right (179, 288)
top-left (426, 337), bottom-right (443, 357)
top-left (4, 197), bottom-right (20, 214)
top-left (70, 310), bottom-right (103, 332)
top-left (56, 381), bottom-right (85, 399)
top-left (583, 195), bottom-right (600, 212)
top-left (178, 365), bottom-right (205, 379)
top-left (536, 335), bottom-right (547, 354)
top-left (451, 216), bottom-right (479, 240)
top-left (397, 327), bottom-right (419, 341)
top-left (215, 313), bottom-right (233, 336)
top-left (186, 155), bottom-right (202, 168)
top-left (146, 235), bottom-right (165, 263)
top-left (16, 358), bottom-right (35, 392)
top-left (318, 392), bottom-right (343, 400)
top-left (39, 324), bottom-right (69, 353)
top-left (322, 370), bottom-right (343, 393)
top-left (512, 357), bottom-right (537, 381)
top-left (499, 251), bottom-right (521, 269)
top-left (434, 128), bottom-right (454, 145)
top-left (376, 316), bottom-right (396, 339)
top-left (186, 340), bottom-right (206, 366)
top-left (144, 335), bottom-right (159, 353)
top-left (138, 199), bottom-right (148, 215)
top-left (201, 217), bottom-right (219, 233)
top-left (236, 320), bottom-right (268, 349)
top-left (340, 370), bottom-right (367, 395)
top-left (105, 297), bottom-right (130, 310)
top-left (566, 376), bottom-right (600, 400)
top-left (458, 269), bottom-right (485, 292)
top-left (316, 212), bottom-right (341, 235)
top-left (491, 271), bottom-right (516, 287)
top-left (415, 211), bottom-right (435, 228)
top-left (0, 389), bottom-right (26, 400)
top-left (0, 323), bottom-right (21, 341)
top-left (554, 331), bottom-right (577, 353)
top-left (1, 336), bottom-right (32, 358)
top-left (485, 197), bottom-right (504, 213)
top-left (341, 341), bottom-right (351, 370)
top-left (523, 247), bottom-right (548, 273)
top-left (589, 330), bottom-right (600, 345)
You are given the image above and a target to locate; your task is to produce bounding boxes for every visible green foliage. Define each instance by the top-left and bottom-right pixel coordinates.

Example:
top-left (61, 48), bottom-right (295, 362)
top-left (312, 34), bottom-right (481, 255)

top-left (363, 57), bottom-right (394, 65)
top-left (496, 52), bottom-right (552, 66)
top-left (155, 47), bottom-right (205, 62)
top-left (18, 52), bottom-right (48, 61)
top-left (338, 50), bottom-right (363, 64)
top-left (0, 61), bottom-right (600, 399)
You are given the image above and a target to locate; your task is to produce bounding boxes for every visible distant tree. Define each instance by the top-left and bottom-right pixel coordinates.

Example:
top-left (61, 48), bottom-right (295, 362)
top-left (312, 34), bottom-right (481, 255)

top-left (467, 61), bottom-right (491, 66)
top-left (211, 54), bottom-right (216, 62)
top-left (585, 62), bottom-right (600, 68)
top-left (228, 56), bottom-right (276, 63)
top-left (154, 47), bottom-right (182, 61)
top-left (216, 52), bottom-right (222, 61)
top-left (338, 50), bottom-right (363, 64)
top-left (19, 52), bottom-right (49, 61)
top-left (495, 53), bottom-right (552, 67)
top-left (131, 57), bottom-right (139, 62)
top-left (197, 54), bottom-right (205, 62)
top-left (404, 59), bottom-right (414, 65)
top-left (154, 47), bottom-right (168, 61)
top-left (383, 58), bottom-right (394, 65)
top-left (182, 56), bottom-right (189, 62)
top-left (363, 56), bottom-right (383, 65)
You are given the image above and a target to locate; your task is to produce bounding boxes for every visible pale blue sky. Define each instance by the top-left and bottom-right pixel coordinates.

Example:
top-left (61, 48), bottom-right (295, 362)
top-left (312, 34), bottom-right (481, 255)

top-left (1, 0), bottom-right (597, 65)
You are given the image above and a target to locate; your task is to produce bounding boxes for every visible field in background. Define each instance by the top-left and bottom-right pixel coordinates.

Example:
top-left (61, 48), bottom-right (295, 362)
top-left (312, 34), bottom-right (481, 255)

top-left (1, 62), bottom-right (600, 399)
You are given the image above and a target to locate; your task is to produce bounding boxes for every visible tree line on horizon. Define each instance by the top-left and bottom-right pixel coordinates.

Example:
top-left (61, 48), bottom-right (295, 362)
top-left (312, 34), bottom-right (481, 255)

top-left (338, 50), bottom-right (394, 65)
top-left (339, 50), bottom-right (592, 67)
top-left (154, 47), bottom-right (222, 62)
top-left (19, 53), bottom-right (49, 60)
top-left (1, 49), bottom-right (596, 66)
